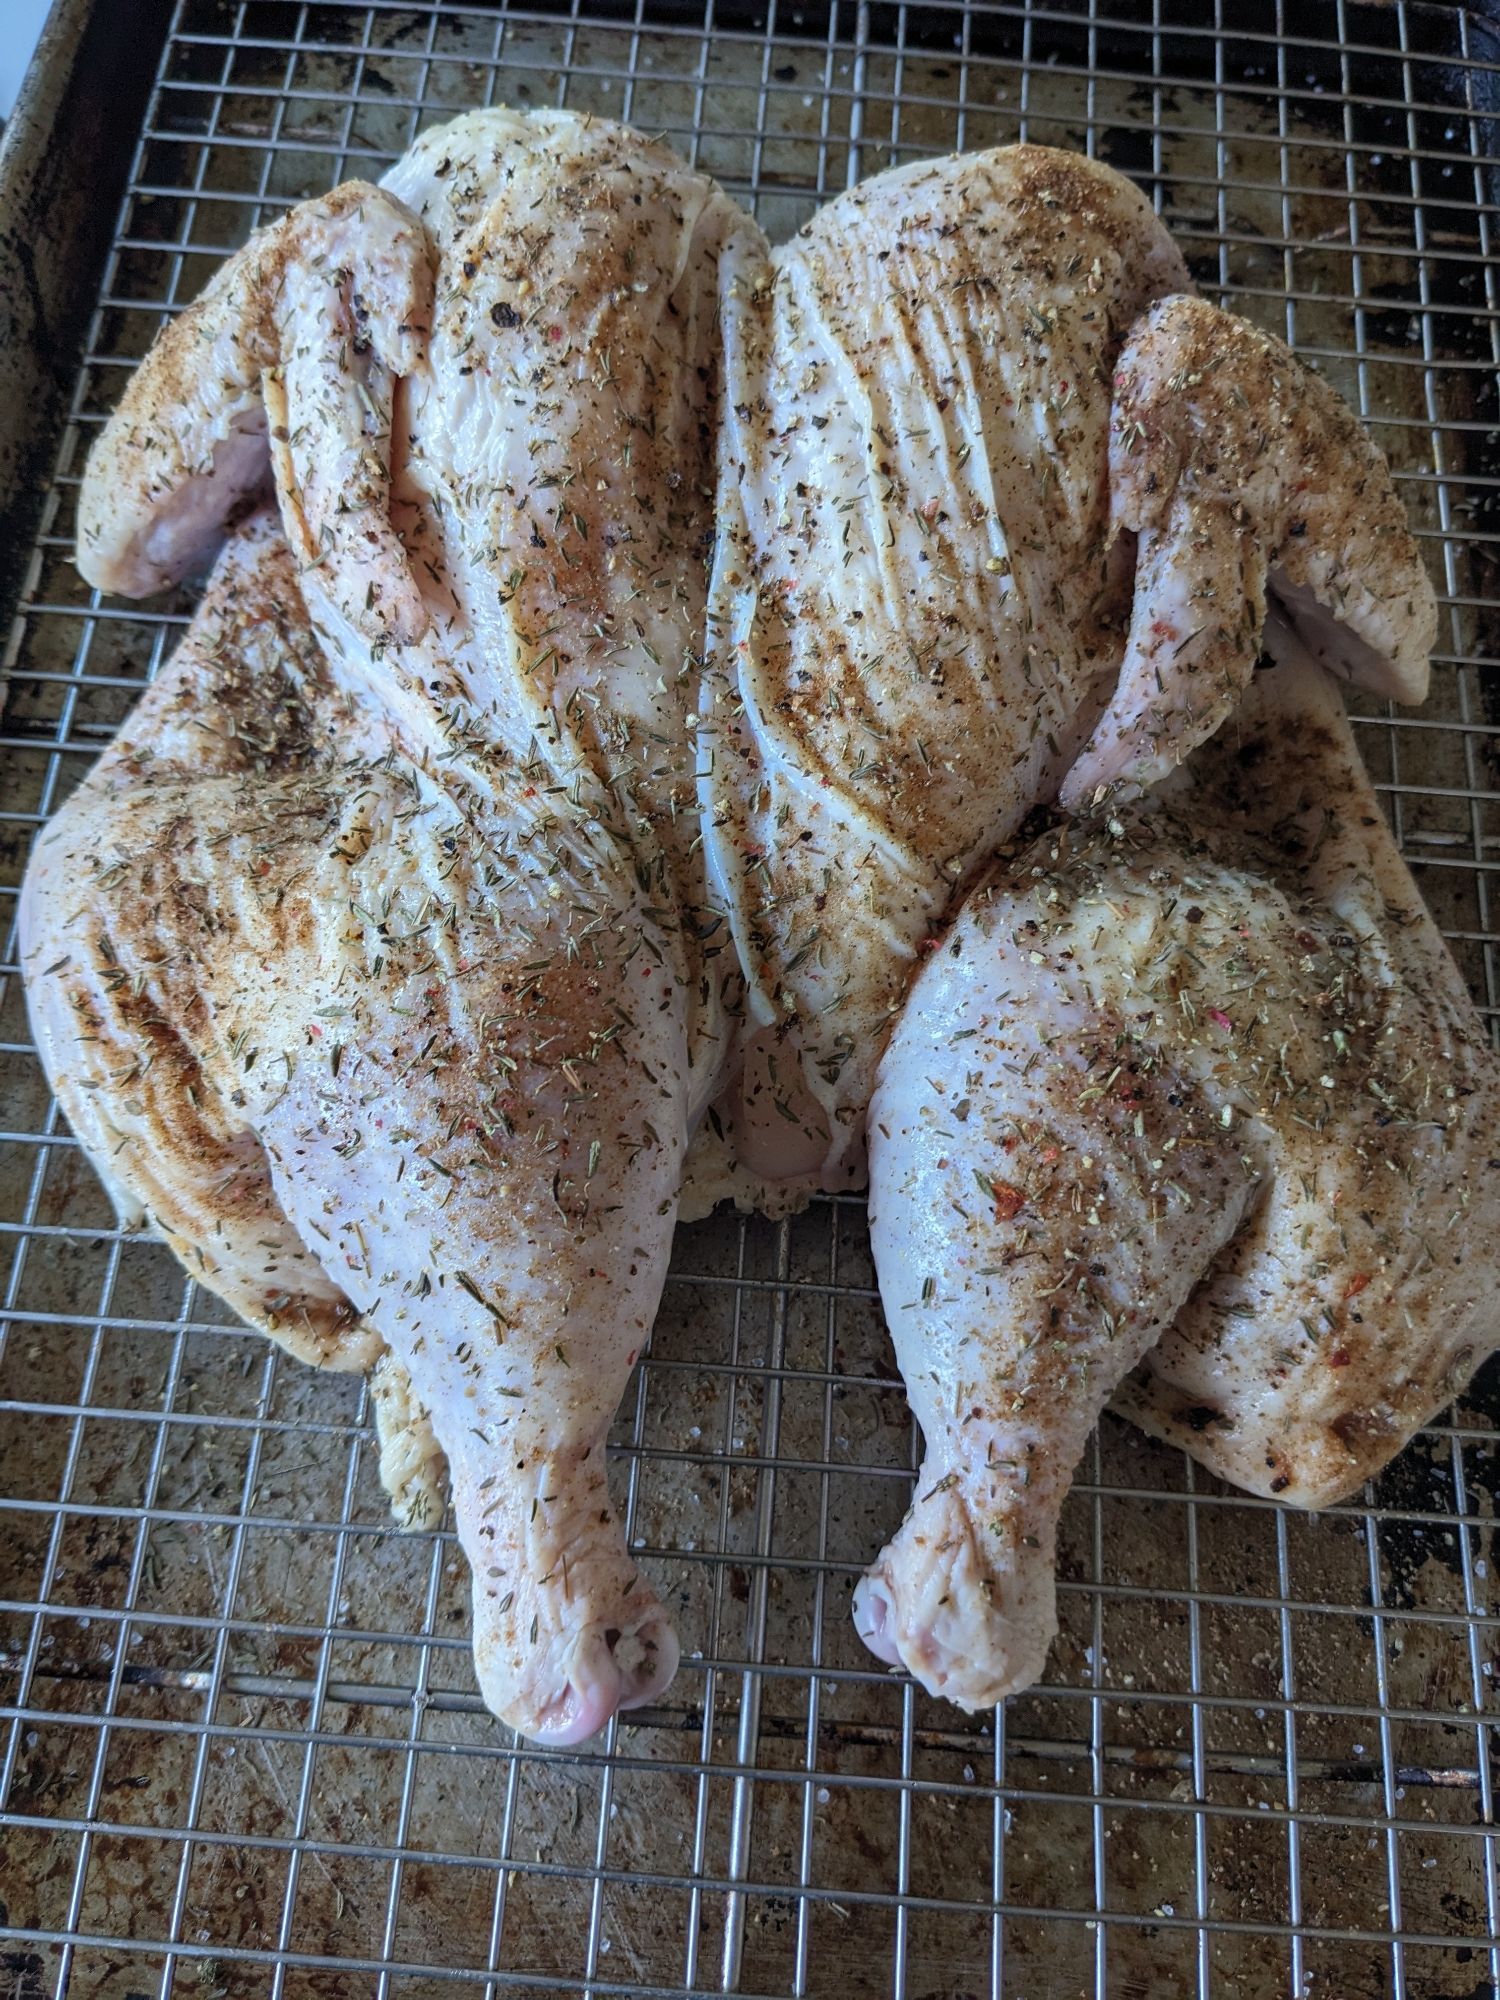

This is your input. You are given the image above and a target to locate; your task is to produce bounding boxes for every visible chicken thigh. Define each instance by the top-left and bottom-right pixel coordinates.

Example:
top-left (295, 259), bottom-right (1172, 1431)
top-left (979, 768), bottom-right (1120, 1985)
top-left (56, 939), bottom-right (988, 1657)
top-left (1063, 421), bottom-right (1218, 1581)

top-left (855, 633), bottom-right (1500, 1709)
top-left (24, 108), bottom-right (761, 1742)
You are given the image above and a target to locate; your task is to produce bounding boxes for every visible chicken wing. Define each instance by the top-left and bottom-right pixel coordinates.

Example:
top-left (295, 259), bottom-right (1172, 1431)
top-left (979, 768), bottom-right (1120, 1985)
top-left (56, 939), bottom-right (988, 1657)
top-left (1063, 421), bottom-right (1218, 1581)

top-left (78, 180), bottom-right (433, 645)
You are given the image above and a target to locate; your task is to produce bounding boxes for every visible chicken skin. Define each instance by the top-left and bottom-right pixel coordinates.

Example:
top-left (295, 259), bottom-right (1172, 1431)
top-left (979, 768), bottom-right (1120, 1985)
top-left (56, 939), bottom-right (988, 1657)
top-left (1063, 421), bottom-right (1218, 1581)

top-left (856, 635), bottom-right (1500, 1709)
top-left (21, 108), bottom-right (1474, 1739)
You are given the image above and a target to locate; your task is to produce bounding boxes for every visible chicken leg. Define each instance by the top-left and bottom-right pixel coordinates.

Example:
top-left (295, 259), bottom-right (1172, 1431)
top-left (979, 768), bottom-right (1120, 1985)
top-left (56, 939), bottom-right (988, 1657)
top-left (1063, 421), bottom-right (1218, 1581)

top-left (855, 636), bottom-right (1500, 1707)
top-left (23, 505), bottom-right (693, 1738)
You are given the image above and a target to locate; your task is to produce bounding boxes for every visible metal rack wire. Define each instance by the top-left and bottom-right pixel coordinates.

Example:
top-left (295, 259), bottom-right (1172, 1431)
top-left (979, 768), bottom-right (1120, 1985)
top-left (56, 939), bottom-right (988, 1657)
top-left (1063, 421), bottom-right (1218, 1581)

top-left (1, 2), bottom-right (1498, 1995)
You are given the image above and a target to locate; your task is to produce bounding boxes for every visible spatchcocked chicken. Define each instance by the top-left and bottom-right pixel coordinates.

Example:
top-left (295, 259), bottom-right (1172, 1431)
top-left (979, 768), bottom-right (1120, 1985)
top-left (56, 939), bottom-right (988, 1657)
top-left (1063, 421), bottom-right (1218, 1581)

top-left (21, 108), bottom-right (1498, 1741)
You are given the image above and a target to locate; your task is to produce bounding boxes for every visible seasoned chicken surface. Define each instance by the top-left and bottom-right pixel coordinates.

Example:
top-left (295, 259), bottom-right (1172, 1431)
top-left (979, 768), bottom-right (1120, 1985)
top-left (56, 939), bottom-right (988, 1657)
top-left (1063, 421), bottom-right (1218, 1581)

top-left (24, 518), bottom-right (379, 1373)
top-left (855, 639), bottom-right (1500, 1709)
top-left (703, 149), bottom-right (1433, 1190)
top-left (1061, 294), bottom-right (1432, 808)
top-left (22, 108), bottom-right (1478, 1739)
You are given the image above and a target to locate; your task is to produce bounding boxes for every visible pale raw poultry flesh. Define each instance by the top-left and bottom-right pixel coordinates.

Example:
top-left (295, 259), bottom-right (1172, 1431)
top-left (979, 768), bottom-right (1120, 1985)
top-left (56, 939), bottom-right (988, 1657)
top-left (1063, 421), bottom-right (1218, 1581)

top-left (19, 107), bottom-right (1499, 1740)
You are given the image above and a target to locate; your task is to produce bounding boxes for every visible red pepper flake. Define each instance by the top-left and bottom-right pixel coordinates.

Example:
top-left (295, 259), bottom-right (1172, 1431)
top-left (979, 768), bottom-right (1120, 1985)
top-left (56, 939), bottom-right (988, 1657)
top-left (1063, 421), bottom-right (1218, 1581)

top-left (1328, 1347), bottom-right (1352, 1368)
top-left (992, 1180), bottom-right (1024, 1221)
top-left (1150, 619), bottom-right (1176, 640)
top-left (548, 324), bottom-right (564, 342)
top-left (1343, 1272), bottom-right (1371, 1301)
top-left (1207, 1007), bottom-right (1233, 1032)
top-left (1039, 1144), bottom-right (1060, 1165)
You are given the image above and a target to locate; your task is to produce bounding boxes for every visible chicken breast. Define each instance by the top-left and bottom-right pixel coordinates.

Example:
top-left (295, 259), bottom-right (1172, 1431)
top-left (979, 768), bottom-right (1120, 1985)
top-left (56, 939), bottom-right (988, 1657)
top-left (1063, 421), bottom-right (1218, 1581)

top-left (701, 146), bottom-right (1434, 1192)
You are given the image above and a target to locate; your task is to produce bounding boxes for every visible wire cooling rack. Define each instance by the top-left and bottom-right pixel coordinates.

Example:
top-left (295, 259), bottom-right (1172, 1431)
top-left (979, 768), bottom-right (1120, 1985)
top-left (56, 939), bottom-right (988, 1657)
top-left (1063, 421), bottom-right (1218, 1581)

top-left (2, 2), bottom-right (1499, 1995)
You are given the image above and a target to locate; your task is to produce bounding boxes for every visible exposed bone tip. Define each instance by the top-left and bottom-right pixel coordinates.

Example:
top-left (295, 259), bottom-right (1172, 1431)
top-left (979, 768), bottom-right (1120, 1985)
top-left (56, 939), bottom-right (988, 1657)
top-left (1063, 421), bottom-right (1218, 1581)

top-left (522, 1614), bottom-right (681, 1745)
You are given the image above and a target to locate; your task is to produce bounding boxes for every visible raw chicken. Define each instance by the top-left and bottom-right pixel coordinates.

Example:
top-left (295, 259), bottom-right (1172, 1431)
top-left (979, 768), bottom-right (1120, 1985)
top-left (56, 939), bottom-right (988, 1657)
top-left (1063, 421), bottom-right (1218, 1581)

top-left (22, 111), bottom-right (1469, 1741)
top-left (854, 632), bottom-right (1500, 1710)
top-left (25, 109), bottom-right (762, 1743)
top-left (702, 148), bottom-right (1430, 1188)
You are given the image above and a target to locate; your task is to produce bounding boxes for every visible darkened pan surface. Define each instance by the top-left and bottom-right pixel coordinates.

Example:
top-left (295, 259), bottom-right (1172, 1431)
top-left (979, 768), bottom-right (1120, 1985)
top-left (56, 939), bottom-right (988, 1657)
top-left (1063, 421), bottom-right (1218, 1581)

top-left (1, 5), bottom-right (1498, 1997)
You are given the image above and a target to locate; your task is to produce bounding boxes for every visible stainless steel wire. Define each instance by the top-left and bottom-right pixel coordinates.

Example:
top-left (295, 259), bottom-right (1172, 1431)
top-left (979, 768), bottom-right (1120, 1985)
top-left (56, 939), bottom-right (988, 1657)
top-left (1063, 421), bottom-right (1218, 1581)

top-left (1, 3), bottom-right (1498, 1996)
